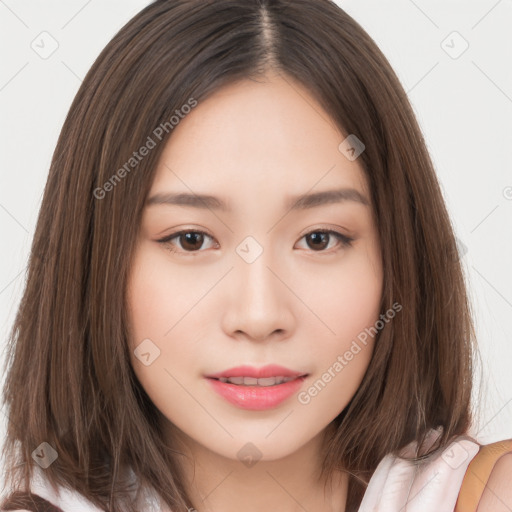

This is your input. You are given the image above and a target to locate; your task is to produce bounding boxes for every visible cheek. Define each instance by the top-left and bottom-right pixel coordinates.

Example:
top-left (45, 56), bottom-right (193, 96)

top-left (125, 247), bottom-right (199, 379)
top-left (304, 244), bottom-right (383, 382)
top-left (296, 274), bottom-right (382, 415)
top-left (297, 242), bottom-right (382, 401)
top-left (126, 250), bottom-right (206, 425)
top-left (300, 241), bottom-right (383, 347)
top-left (127, 246), bottom-right (200, 343)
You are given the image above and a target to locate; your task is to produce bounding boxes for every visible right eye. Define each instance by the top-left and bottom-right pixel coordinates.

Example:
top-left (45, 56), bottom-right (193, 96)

top-left (157, 230), bottom-right (219, 254)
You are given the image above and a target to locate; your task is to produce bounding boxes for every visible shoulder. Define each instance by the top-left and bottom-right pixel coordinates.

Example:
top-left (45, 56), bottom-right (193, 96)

top-left (456, 437), bottom-right (512, 512)
top-left (475, 444), bottom-right (512, 511)
top-left (359, 430), bottom-right (481, 511)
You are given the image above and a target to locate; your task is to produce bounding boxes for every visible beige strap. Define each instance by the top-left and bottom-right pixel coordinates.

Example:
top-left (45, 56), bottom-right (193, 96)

top-left (455, 438), bottom-right (512, 511)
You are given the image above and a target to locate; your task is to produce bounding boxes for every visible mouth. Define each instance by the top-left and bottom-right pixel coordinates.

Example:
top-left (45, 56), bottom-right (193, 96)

top-left (204, 365), bottom-right (309, 410)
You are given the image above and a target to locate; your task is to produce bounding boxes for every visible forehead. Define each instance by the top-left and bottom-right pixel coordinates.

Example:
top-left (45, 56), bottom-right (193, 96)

top-left (150, 73), bottom-right (369, 202)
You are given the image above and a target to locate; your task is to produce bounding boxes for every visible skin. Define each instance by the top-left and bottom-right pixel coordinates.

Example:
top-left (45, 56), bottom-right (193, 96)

top-left (126, 70), bottom-right (383, 512)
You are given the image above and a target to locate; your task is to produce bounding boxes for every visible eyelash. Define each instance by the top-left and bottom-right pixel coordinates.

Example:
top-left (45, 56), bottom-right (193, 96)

top-left (156, 228), bottom-right (354, 255)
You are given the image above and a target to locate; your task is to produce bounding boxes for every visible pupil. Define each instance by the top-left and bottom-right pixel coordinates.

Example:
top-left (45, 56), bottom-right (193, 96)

top-left (182, 233), bottom-right (203, 250)
top-left (308, 232), bottom-right (328, 250)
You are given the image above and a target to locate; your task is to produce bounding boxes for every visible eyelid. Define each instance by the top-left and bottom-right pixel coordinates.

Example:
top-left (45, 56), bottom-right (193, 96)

top-left (297, 223), bottom-right (353, 240)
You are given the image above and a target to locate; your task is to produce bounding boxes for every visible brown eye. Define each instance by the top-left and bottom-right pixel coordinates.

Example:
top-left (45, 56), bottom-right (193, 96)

top-left (157, 230), bottom-right (216, 254)
top-left (305, 232), bottom-right (330, 250)
top-left (179, 232), bottom-right (205, 251)
top-left (157, 228), bottom-right (353, 256)
top-left (298, 230), bottom-right (354, 252)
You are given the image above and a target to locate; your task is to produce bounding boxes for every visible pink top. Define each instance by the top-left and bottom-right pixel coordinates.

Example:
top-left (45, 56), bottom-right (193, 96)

top-left (6, 428), bottom-right (481, 512)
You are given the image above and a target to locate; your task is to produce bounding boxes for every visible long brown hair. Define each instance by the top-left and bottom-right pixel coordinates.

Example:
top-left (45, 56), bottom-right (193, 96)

top-left (1, 1), bottom-right (479, 510)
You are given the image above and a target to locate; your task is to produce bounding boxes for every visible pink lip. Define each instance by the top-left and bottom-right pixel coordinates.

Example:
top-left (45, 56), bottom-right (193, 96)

top-left (206, 377), bottom-right (307, 410)
top-left (205, 364), bottom-right (306, 379)
top-left (204, 365), bottom-right (309, 411)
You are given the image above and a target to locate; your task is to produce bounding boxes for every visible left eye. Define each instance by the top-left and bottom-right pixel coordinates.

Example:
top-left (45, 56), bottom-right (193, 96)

top-left (157, 229), bottom-right (354, 254)
top-left (296, 230), bottom-right (354, 252)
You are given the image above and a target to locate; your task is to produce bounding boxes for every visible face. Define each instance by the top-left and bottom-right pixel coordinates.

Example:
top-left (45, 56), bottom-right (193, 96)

top-left (126, 71), bottom-right (383, 464)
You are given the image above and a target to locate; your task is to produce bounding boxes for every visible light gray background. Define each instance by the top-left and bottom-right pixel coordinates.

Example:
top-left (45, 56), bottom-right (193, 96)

top-left (1, 0), bottom-right (511, 480)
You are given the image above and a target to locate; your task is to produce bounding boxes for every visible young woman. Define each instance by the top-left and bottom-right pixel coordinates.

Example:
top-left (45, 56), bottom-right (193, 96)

top-left (1, 1), bottom-right (511, 511)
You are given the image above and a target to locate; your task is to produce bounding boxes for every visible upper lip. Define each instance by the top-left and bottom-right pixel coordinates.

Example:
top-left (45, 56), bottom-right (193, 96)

top-left (205, 364), bottom-right (308, 379)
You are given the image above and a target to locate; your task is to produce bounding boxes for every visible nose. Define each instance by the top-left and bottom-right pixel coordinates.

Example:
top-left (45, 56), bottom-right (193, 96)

top-left (221, 246), bottom-right (296, 343)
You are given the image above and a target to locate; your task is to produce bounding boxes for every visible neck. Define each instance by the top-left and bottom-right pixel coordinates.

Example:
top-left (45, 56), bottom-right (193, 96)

top-left (165, 422), bottom-right (348, 512)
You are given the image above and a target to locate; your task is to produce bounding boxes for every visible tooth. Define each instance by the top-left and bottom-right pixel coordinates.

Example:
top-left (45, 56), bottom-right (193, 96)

top-left (257, 377), bottom-right (277, 386)
top-left (219, 376), bottom-right (297, 386)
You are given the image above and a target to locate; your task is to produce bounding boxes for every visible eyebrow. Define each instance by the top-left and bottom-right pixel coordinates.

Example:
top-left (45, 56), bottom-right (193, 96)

top-left (145, 187), bottom-right (370, 211)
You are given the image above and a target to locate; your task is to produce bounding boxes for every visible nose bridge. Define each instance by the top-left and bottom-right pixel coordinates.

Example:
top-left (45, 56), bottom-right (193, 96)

top-left (235, 234), bottom-right (282, 308)
top-left (223, 234), bottom-right (294, 340)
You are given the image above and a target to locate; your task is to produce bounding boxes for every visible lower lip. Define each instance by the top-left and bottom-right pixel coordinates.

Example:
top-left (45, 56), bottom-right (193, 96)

top-left (205, 376), bottom-right (307, 410)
